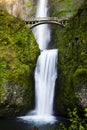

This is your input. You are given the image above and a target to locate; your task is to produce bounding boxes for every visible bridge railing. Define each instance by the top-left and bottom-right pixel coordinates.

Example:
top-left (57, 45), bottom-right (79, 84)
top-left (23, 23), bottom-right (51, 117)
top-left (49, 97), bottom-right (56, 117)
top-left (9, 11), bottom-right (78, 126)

top-left (27, 17), bottom-right (68, 22)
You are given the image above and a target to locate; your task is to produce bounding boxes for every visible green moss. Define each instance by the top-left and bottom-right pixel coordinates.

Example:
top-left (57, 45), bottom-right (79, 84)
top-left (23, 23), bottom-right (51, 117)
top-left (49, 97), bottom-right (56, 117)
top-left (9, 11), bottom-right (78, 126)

top-left (55, 1), bottom-right (87, 115)
top-left (50, 0), bottom-right (76, 17)
top-left (0, 6), bottom-right (39, 116)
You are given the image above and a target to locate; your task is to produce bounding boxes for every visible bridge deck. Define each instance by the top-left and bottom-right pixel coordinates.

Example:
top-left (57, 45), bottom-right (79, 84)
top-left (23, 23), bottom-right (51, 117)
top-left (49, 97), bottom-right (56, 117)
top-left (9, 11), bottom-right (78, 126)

top-left (27, 17), bottom-right (68, 22)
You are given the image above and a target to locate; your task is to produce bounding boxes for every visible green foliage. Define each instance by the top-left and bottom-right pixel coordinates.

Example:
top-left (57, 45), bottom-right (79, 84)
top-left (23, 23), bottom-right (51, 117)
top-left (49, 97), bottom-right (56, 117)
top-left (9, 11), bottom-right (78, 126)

top-left (50, 0), bottom-right (76, 17)
top-left (74, 68), bottom-right (87, 81)
top-left (84, 108), bottom-right (87, 118)
top-left (24, 1), bottom-right (31, 7)
top-left (0, 6), bottom-right (39, 115)
top-left (0, 6), bottom-right (39, 85)
top-left (59, 108), bottom-right (87, 130)
top-left (54, 1), bottom-right (87, 114)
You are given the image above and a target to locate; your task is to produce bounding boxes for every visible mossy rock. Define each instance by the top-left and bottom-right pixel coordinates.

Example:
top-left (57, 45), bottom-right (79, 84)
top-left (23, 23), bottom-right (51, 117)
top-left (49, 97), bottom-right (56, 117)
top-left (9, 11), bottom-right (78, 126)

top-left (0, 6), bottom-right (39, 117)
top-left (54, 1), bottom-right (87, 115)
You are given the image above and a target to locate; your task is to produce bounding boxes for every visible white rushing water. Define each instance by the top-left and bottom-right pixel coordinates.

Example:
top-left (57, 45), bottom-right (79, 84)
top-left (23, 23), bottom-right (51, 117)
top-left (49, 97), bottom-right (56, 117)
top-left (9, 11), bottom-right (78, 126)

top-left (33, 0), bottom-right (58, 120)
top-left (35, 49), bottom-right (58, 116)
top-left (33, 0), bottom-right (50, 50)
top-left (19, 49), bottom-right (58, 123)
top-left (19, 0), bottom-right (58, 124)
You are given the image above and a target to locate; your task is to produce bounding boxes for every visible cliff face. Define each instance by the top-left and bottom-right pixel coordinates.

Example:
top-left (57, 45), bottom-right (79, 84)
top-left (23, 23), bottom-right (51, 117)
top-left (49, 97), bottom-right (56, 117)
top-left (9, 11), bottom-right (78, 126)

top-left (0, 7), bottom-right (39, 117)
top-left (0, 0), bottom-right (35, 19)
top-left (0, 0), bottom-right (84, 20)
top-left (54, 1), bottom-right (87, 115)
top-left (50, 0), bottom-right (84, 18)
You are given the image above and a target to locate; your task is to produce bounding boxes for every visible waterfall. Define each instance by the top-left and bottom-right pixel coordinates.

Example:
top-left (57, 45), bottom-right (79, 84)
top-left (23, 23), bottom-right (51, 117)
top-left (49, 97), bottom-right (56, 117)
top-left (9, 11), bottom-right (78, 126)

top-left (19, 0), bottom-right (58, 123)
top-left (33, 0), bottom-right (50, 50)
top-left (33, 0), bottom-right (58, 119)
top-left (35, 50), bottom-right (58, 116)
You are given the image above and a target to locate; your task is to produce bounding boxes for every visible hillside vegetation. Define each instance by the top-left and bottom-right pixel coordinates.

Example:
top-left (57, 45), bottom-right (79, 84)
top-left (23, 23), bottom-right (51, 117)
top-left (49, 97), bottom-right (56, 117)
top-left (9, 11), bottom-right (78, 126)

top-left (0, 6), bottom-right (39, 117)
top-left (55, 0), bottom-right (87, 115)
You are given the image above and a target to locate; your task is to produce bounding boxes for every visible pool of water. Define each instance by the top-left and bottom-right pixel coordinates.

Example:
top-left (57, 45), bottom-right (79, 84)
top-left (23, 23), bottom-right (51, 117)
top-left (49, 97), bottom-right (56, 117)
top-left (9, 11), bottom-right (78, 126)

top-left (0, 116), bottom-right (69, 130)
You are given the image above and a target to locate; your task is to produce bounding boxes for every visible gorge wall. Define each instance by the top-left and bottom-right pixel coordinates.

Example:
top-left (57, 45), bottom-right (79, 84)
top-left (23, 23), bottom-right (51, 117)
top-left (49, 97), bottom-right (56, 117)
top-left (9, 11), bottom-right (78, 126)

top-left (0, 7), bottom-right (39, 117)
top-left (0, 0), bottom-right (84, 19)
top-left (54, 0), bottom-right (87, 115)
top-left (0, 0), bottom-right (87, 117)
top-left (0, 0), bottom-right (36, 19)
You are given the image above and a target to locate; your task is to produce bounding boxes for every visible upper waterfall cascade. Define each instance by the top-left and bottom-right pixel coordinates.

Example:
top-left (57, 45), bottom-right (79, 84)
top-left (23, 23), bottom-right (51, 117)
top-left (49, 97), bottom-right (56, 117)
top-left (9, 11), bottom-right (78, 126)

top-left (33, 0), bottom-right (50, 50)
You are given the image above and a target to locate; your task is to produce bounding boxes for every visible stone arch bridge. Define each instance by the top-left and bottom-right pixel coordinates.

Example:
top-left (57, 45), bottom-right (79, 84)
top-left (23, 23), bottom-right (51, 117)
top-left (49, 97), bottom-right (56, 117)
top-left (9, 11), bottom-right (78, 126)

top-left (25, 17), bottom-right (68, 29)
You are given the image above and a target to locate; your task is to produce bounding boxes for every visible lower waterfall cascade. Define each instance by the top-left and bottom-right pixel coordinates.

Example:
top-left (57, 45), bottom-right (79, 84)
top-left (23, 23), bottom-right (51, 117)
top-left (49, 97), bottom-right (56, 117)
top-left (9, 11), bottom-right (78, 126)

top-left (35, 49), bottom-right (58, 116)
top-left (19, 49), bottom-right (58, 123)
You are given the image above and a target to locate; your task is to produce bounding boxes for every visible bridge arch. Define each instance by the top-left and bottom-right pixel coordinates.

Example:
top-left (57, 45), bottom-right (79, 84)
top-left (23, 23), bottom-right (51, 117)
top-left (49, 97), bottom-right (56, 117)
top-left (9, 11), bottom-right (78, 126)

top-left (25, 17), bottom-right (68, 29)
top-left (28, 21), bottom-right (67, 29)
